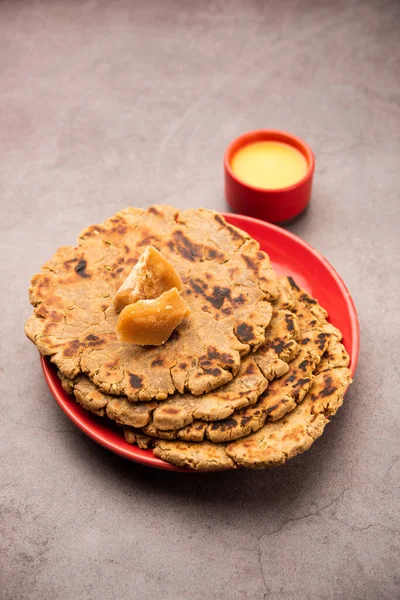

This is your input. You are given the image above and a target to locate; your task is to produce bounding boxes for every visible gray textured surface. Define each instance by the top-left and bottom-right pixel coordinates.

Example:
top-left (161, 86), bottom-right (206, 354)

top-left (1, 0), bottom-right (400, 598)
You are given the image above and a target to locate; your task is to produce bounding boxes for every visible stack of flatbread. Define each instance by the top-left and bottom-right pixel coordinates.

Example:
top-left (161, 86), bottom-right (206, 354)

top-left (25, 205), bottom-right (352, 471)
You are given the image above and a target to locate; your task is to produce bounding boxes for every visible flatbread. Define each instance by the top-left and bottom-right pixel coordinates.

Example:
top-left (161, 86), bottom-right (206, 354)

top-left (153, 359), bottom-right (352, 470)
top-left (57, 302), bottom-right (300, 431)
top-left (139, 279), bottom-right (342, 443)
top-left (138, 329), bottom-right (330, 443)
top-left (58, 372), bottom-right (157, 427)
top-left (26, 206), bottom-right (279, 401)
top-left (225, 366), bottom-right (351, 468)
top-left (280, 276), bottom-right (342, 340)
top-left (148, 306), bottom-right (300, 430)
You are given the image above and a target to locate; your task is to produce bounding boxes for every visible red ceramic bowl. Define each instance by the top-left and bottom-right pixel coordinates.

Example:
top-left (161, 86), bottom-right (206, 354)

top-left (224, 130), bottom-right (315, 223)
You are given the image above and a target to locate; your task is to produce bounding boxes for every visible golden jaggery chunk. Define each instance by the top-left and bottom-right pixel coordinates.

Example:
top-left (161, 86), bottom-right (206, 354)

top-left (116, 288), bottom-right (190, 346)
top-left (114, 245), bottom-right (183, 313)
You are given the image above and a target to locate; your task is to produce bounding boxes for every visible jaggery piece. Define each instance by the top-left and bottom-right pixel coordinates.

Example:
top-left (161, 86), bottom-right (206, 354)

top-left (113, 245), bottom-right (183, 313)
top-left (116, 288), bottom-right (190, 345)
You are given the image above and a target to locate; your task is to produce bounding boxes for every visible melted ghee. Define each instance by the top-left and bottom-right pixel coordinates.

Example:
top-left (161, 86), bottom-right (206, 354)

top-left (231, 141), bottom-right (308, 190)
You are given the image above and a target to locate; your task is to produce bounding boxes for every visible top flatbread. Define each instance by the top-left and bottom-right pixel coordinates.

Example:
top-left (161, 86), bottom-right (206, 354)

top-left (25, 206), bottom-right (279, 401)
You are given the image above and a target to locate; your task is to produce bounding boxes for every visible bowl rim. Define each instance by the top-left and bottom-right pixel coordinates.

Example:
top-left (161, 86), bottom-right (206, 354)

top-left (224, 129), bottom-right (315, 194)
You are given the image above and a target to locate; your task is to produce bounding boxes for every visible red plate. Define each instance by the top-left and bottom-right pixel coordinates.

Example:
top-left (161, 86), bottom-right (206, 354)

top-left (41, 213), bottom-right (360, 472)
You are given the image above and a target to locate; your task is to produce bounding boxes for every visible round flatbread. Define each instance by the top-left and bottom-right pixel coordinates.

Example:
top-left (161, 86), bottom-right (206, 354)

top-left (25, 206), bottom-right (279, 401)
top-left (57, 303), bottom-right (300, 431)
top-left (152, 362), bottom-right (352, 470)
top-left (135, 277), bottom-right (353, 469)
top-left (135, 277), bottom-right (346, 444)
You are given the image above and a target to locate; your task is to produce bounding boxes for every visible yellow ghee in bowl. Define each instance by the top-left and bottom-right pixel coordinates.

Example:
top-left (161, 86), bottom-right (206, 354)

top-left (231, 141), bottom-right (308, 190)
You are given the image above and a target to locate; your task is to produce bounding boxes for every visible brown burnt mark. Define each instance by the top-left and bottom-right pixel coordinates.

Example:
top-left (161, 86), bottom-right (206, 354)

top-left (75, 259), bottom-right (90, 279)
top-left (162, 407), bottom-right (180, 415)
top-left (63, 339), bottom-right (80, 357)
top-left (207, 347), bottom-right (220, 360)
top-left (189, 282), bottom-right (232, 309)
top-left (63, 258), bottom-right (78, 270)
top-left (86, 334), bottom-right (99, 341)
top-left (172, 230), bottom-right (202, 262)
top-left (298, 359), bottom-right (309, 372)
top-left (168, 329), bottom-right (180, 342)
top-left (115, 267), bottom-right (124, 274)
top-left (105, 359), bottom-right (118, 369)
top-left (236, 323), bottom-right (255, 343)
top-left (37, 305), bottom-right (50, 318)
top-left (202, 367), bottom-right (221, 377)
top-left (294, 378), bottom-right (310, 388)
top-left (205, 347), bottom-right (235, 367)
top-left (34, 273), bottom-right (50, 287)
top-left (310, 319), bottom-right (317, 326)
top-left (206, 286), bottom-right (231, 309)
top-left (287, 276), bottom-right (300, 291)
top-left (200, 360), bottom-right (212, 367)
top-left (129, 374), bottom-right (143, 389)
top-left (228, 267), bottom-right (239, 278)
top-left (302, 337), bottom-right (310, 345)
top-left (221, 307), bottom-right (232, 316)
top-left (243, 255), bottom-right (258, 273)
top-left (137, 235), bottom-right (153, 248)
top-left (266, 403), bottom-right (279, 414)
top-left (244, 362), bottom-right (258, 376)
top-left (285, 313), bottom-right (295, 332)
top-left (151, 358), bottom-right (164, 367)
top-left (240, 415), bottom-right (252, 426)
top-left (206, 248), bottom-right (217, 260)
top-left (214, 214), bottom-right (226, 227)
top-left (48, 309), bottom-right (63, 323)
top-left (205, 272), bottom-right (212, 281)
top-left (320, 376), bottom-right (337, 397)
top-left (286, 374), bottom-right (296, 383)
top-left (148, 206), bottom-right (161, 216)
top-left (272, 339), bottom-right (285, 354)
top-left (83, 225), bottom-right (104, 238)
top-left (196, 423), bottom-right (204, 431)
top-left (190, 279), bottom-right (205, 295)
top-left (117, 257), bottom-right (124, 265)
top-left (221, 352), bottom-right (235, 366)
top-left (226, 224), bottom-right (245, 242)
top-left (110, 220), bottom-right (128, 235)
top-left (254, 410), bottom-right (261, 415)
top-left (43, 317), bottom-right (58, 334)
top-left (179, 362), bottom-right (187, 369)
top-left (317, 333), bottom-right (329, 350)
top-left (300, 293), bottom-right (317, 305)
top-left (257, 251), bottom-right (265, 261)
top-left (233, 293), bottom-right (246, 306)
top-left (126, 257), bottom-right (138, 265)
top-left (124, 245), bottom-right (131, 254)
top-left (210, 417), bottom-right (237, 431)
